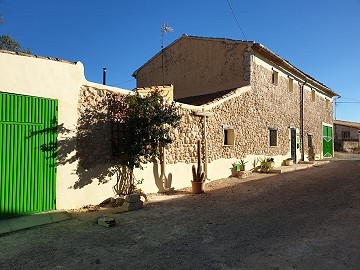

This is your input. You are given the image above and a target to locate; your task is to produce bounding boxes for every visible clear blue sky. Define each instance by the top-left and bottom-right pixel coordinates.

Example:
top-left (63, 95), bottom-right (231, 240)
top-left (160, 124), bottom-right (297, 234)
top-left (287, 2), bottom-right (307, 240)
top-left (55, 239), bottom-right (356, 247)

top-left (1, 0), bottom-right (360, 122)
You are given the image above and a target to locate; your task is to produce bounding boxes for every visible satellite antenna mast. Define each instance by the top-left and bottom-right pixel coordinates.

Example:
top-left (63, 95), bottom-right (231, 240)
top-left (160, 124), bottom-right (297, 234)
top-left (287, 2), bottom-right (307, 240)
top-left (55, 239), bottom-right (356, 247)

top-left (161, 22), bottom-right (173, 49)
top-left (160, 22), bottom-right (173, 84)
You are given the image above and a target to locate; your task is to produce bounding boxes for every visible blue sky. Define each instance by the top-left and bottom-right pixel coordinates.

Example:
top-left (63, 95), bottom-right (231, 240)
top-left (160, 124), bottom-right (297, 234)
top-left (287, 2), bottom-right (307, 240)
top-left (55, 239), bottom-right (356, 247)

top-left (1, 0), bottom-right (360, 122)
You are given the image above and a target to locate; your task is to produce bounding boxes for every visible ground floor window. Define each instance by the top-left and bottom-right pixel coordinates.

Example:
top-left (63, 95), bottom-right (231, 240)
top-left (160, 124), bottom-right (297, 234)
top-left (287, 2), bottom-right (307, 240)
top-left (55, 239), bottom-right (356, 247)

top-left (223, 126), bottom-right (235, 146)
top-left (269, 128), bottom-right (278, 146)
top-left (342, 131), bottom-right (350, 140)
top-left (307, 133), bottom-right (313, 148)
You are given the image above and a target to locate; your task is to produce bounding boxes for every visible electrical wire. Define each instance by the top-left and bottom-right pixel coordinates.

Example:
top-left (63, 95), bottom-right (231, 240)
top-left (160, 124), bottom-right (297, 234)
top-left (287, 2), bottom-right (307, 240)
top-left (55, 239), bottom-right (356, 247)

top-left (225, 0), bottom-right (247, 40)
top-left (110, 65), bottom-right (163, 87)
top-left (338, 96), bottom-right (360, 102)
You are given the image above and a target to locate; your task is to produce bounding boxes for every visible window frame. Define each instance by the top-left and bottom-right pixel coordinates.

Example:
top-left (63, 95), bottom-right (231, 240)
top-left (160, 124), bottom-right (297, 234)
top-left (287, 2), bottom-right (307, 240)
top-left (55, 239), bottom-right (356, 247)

top-left (288, 78), bottom-right (294, 92)
top-left (223, 125), bottom-right (235, 146)
top-left (311, 89), bottom-right (316, 102)
top-left (269, 128), bottom-right (278, 147)
top-left (342, 131), bottom-right (350, 140)
top-left (272, 70), bottom-right (279, 85)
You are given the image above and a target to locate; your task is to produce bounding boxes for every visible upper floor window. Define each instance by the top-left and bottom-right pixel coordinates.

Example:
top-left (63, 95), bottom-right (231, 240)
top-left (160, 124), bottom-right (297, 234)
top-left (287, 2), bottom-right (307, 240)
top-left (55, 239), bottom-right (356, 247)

top-left (325, 98), bottom-right (329, 109)
top-left (272, 70), bottom-right (279, 85)
top-left (288, 78), bottom-right (294, 92)
top-left (311, 89), bottom-right (316, 102)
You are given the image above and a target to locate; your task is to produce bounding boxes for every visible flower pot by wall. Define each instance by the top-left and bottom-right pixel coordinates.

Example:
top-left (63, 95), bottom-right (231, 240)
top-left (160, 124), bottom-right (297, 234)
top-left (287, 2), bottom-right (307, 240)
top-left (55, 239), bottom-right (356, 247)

top-left (191, 181), bottom-right (204, 194)
top-left (284, 159), bottom-right (293, 166)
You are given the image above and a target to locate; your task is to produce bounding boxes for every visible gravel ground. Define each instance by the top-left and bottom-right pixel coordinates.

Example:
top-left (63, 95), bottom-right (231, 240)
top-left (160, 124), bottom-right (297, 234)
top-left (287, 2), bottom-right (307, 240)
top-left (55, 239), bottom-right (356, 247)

top-left (1, 155), bottom-right (360, 270)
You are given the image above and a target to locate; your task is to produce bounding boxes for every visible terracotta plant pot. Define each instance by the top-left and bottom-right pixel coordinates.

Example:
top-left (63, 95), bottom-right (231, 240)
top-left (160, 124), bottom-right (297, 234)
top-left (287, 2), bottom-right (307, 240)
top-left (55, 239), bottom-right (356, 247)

top-left (284, 159), bottom-right (293, 166)
top-left (191, 181), bottom-right (204, 194)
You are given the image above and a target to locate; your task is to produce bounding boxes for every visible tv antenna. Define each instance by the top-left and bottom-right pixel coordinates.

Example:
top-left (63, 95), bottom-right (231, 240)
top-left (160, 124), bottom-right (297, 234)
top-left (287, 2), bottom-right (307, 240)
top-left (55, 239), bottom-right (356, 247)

top-left (161, 22), bottom-right (173, 49)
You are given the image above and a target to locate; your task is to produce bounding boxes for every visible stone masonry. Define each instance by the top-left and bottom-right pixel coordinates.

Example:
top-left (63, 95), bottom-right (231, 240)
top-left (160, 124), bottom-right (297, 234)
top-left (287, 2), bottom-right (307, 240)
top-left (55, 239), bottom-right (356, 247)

top-left (77, 58), bottom-right (334, 178)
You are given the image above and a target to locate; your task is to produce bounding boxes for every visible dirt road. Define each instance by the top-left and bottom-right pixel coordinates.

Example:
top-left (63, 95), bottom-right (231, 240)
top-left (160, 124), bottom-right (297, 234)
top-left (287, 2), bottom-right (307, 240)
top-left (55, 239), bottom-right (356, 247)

top-left (1, 158), bottom-right (360, 269)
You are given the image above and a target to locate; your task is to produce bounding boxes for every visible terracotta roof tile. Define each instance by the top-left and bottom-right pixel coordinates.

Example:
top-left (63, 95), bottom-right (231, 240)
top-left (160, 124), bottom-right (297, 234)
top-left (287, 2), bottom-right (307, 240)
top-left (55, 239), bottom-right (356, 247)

top-left (176, 88), bottom-right (237, 105)
top-left (333, 120), bottom-right (360, 129)
top-left (0, 49), bottom-right (76, 65)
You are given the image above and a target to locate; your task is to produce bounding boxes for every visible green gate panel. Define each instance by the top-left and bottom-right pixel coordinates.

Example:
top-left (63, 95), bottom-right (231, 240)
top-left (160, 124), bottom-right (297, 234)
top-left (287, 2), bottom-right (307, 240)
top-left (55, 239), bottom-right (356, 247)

top-left (322, 125), bottom-right (333, 158)
top-left (0, 92), bottom-right (58, 218)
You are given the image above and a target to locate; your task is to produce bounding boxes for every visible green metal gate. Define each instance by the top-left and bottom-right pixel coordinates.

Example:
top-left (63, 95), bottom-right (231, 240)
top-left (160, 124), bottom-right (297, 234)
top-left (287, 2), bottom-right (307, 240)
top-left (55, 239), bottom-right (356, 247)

top-left (322, 124), bottom-right (333, 158)
top-left (0, 92), bottom-right (58, 218)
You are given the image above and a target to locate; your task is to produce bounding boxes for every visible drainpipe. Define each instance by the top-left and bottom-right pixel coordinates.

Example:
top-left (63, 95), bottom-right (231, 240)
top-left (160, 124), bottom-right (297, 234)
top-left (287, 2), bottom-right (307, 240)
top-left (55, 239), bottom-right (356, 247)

top-left (298, 78), bottom-right (307, 161)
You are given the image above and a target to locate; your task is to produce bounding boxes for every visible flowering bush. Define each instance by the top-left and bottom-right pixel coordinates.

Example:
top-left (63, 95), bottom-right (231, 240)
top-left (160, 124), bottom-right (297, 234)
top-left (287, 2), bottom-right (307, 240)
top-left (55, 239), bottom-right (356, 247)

top-left (109, 90), bottom-right (181, 194)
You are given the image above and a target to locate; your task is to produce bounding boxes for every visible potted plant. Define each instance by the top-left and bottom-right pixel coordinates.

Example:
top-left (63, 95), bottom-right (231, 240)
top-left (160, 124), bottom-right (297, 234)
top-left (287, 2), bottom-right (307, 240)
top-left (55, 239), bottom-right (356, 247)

top-left (284, 158), bottom-right (293, 166)
top-left (231, 162), bottom-right (239, 176)
top-left (257, 156), bottom-right (274, 173)
top-left (239, 159), bottom-right (248, 171)
top-left (192, 140), bottom-right (205, 194)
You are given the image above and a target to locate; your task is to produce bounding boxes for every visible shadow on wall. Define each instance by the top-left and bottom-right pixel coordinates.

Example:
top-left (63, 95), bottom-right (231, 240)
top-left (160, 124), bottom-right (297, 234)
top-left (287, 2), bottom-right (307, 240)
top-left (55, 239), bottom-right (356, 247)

top-left (29, 111), bottom-right (117, 190)
top-left (29, 89), bottom-right (173, 193)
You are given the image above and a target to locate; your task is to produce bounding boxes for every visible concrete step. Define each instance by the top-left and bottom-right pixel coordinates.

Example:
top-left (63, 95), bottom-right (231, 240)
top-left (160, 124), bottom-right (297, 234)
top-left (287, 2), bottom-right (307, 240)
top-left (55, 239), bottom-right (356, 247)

top-left (270, 160), bottom-right (331, 174)
top-left (0, 211), bottom-right (72, 235)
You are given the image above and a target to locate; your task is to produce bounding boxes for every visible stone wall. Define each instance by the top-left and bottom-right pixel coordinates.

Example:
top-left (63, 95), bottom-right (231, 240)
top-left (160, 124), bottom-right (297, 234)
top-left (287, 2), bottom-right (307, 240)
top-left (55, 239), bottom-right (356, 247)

top-left (77, 86), bottom-right (204, 168)
top-left (342, 141), bottom-right (360, 152)
top-left (166, 108), bottom-right (204, 164)
top-left (77, 86), bottom-right (114, 169)
top-left (135, 36), bottom-right (250, 100)
top-left (186, 61), bottom-right (334, 165)
top-left (77, 63), bottom-right (334, 187)
top-left (303, 86), bottom-right (333, 158)
top-left (201, 63), bottom-right (301, 163)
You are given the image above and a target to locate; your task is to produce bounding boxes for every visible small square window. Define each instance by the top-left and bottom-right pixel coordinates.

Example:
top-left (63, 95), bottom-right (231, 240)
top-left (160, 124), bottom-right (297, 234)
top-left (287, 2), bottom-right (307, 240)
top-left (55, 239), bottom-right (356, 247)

top-left (272, 71), bottom-right (278, 85)
top-left (224, 128), bottom-right (235, 146)
top-left (342, 131), bottom-right (350, 140)
top-left (311, 90), bottom-right (316, 102)
top-left (288, 78), bottom-right (293, 92)
top-left (269, 128), bottom-right (278, 146)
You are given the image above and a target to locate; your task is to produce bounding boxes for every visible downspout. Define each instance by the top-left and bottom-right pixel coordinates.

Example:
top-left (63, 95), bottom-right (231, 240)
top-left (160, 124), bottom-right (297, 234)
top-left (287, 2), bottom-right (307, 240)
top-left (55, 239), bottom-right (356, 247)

top-left (298, 78), bottom-right (307, 161)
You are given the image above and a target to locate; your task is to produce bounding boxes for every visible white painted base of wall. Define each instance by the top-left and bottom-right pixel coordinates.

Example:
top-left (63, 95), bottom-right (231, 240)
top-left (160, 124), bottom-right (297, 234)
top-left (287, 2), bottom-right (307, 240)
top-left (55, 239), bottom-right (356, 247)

top-left (57, 152), bottom-right (315, 210)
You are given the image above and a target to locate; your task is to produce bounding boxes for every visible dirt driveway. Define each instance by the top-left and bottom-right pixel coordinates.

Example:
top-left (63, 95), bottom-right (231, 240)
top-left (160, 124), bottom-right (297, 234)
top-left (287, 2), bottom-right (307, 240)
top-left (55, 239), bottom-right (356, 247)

top-left (1, 158), bottom-right (360, 270)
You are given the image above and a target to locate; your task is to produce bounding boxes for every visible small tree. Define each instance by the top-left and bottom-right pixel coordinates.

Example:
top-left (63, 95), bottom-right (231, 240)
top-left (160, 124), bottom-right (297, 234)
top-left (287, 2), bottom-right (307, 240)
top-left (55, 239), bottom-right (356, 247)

top-left (109, 89), bottom-right (181, 195)
top-left (0, 34), bottom-right (31, 53)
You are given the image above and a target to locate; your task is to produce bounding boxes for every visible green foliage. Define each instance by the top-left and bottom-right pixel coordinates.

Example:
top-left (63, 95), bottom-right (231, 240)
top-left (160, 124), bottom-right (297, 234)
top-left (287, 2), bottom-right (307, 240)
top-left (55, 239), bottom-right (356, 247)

top-left (0, 34), bottom-right (31, 53)
top-left (257, 156), bottom-right (274, 172)
top-left (110, 90), bottom-right (181, 170)
top-left (192, 140), bottom-right (205, 182)
top-left (239, 159), bottom-right (247, 165)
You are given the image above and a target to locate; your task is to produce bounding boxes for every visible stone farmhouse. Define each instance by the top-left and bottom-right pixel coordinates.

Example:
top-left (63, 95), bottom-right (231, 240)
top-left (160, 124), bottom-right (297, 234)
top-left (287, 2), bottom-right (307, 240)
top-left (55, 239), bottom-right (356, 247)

top-left (133, 35), bottom-right (338, 167)
top-left (333, 119), bottom-right (360, 151)
top-left (0, 34), bottom-right (338, 216)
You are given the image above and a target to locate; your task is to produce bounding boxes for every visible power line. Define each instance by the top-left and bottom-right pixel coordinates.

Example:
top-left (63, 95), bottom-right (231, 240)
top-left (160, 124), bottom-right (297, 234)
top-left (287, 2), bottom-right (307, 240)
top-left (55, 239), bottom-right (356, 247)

top-left (111, 65), bottom-right (163, 87)
top-left (111, 78), bottom-right (135, 87)
top-left (339, 96), bottom-right (360, 102)
top-left (225, 0), bottom-right (247, 40)
top-left (337, 102), bottom-right (360, 104)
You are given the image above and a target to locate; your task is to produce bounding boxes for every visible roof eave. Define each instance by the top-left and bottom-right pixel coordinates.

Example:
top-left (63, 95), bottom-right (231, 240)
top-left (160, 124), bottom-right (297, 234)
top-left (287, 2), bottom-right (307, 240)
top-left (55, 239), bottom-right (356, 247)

top-left (252, 43), bottom-right (339, 98)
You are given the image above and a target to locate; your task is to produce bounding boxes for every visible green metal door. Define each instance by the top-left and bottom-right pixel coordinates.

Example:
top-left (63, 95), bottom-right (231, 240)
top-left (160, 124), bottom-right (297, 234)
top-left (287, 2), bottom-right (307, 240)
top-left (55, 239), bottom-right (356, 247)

top-left (0, 92), bottom-right (58, 218)
top-left (322, 125), bottom-right (333, 158)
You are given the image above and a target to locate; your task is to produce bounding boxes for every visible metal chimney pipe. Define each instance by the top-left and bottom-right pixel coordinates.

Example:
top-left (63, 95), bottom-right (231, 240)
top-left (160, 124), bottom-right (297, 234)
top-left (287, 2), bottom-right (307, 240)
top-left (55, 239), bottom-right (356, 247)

top-left (102, 68), bottom-right (107, 85)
